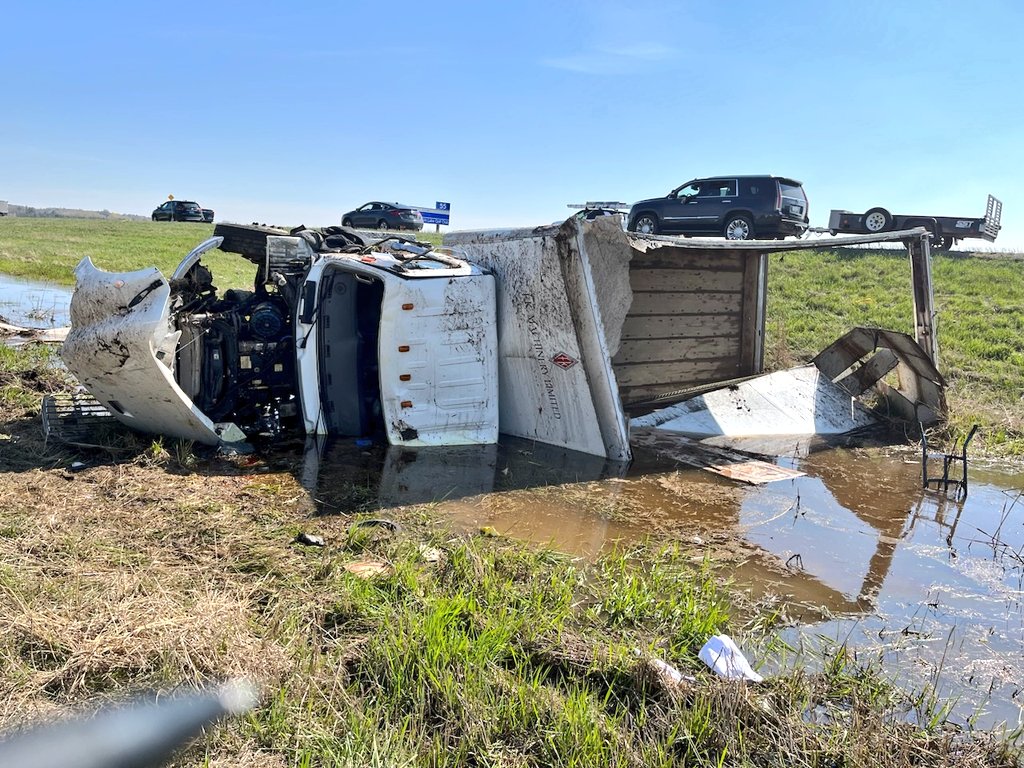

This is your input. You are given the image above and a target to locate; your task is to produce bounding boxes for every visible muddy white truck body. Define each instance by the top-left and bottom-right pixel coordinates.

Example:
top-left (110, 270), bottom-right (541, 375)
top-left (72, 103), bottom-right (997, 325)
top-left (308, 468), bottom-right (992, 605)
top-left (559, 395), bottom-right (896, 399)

top-left (62, 218), bottom-right (946, 463)
top-left (64, 229), bottom-right (499, 449)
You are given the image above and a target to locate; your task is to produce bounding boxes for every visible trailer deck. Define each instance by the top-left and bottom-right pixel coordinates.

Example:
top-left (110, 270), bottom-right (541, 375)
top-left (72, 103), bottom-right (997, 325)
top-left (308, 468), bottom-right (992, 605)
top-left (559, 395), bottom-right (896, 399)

top-left (818, 194), bottom-right (1002, 251)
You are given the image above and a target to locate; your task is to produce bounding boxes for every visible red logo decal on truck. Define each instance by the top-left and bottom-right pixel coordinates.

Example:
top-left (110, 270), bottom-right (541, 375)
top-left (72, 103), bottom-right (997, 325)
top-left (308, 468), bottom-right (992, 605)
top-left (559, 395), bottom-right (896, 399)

top-left (551, 353), bottom-right (578, 370)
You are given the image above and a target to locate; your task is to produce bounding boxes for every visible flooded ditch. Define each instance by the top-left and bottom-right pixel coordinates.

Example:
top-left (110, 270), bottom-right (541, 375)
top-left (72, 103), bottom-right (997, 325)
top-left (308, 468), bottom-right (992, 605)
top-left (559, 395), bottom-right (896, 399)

top-left (0, 274), bottom-right (72, 329)
top-left (309, 436), bottom-right (1024, 731)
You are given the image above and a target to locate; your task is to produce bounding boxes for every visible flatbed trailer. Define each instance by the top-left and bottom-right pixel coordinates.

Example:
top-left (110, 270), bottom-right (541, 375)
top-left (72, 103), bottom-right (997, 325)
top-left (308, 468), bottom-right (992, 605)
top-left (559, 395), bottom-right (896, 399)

top-left (822, 194), bottom-right (1002, 251)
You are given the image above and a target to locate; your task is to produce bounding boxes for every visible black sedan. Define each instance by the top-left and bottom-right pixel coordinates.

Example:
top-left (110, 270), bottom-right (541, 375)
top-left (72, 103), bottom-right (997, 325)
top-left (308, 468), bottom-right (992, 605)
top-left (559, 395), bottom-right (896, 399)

top-left (341, 202), bottom-right (424, 231)
top-left (152, 200), bottom-right (206, 222)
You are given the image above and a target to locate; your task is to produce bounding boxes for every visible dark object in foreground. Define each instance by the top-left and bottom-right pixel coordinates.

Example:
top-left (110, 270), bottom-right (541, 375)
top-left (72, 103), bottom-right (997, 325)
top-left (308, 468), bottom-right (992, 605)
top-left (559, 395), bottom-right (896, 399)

top-left (295, 532), bottom-right (325, 547)
top-left (0, 680), bottom-right (257, 768)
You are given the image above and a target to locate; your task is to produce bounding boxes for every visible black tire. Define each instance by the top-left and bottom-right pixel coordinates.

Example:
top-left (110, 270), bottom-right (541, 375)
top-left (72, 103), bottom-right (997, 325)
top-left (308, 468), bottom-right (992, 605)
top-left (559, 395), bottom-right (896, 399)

top-left (342, 218), bottom-right (353, 228)
top-left (377, 220), bottom-right (389, 231)
top-left (863, 207), bottom-right (893, 233)
top-left (214, 222), bottom-right (290, 261)
top-left (151, 214), bottom-right (158, 221)
top-left (631, 213), bottom-right (659, 235)
top-left (932, 233), bottom-right (954, 252)
top-left (723, 213), bottom-right (754, 240)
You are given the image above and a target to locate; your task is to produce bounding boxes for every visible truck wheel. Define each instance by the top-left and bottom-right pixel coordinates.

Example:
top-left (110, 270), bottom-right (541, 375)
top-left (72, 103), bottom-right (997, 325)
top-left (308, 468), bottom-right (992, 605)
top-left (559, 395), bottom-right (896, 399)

top-left (724, 214), bottom-right (754, 240)
top-left (863, 207), bottom-right (893, 232)
top-left (632, 213), bottom-right (659, 235)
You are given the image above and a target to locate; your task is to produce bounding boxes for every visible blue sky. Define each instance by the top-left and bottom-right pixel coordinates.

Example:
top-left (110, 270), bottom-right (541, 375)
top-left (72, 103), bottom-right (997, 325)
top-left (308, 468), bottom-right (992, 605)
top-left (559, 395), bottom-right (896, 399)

top-left (2, 0), bottom-right (1022, 247)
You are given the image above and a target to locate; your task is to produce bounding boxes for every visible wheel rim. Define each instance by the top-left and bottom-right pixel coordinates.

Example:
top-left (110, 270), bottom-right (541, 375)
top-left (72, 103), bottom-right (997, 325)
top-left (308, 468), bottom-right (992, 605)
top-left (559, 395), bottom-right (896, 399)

top-left (378, 221), bottom-right (389, 230)
top-left (864, 212), bottom-right (886, 232)
top-left (725, 218), bottom-right (750, 240)
top-left (637, 216), bottom-right (655, 234)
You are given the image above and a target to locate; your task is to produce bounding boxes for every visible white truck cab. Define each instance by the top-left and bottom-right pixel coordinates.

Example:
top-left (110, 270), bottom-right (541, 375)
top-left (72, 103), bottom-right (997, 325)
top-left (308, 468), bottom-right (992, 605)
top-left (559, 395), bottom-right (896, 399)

top-left (63, 230), bottom-right (498, 448)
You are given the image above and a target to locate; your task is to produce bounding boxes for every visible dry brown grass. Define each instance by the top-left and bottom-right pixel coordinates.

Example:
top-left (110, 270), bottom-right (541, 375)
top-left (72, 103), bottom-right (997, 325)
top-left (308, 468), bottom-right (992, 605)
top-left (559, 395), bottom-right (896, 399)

top-left (0, 346), bottom-right (1020, 767)
top-left (0, 461), bottom-right (306, 721)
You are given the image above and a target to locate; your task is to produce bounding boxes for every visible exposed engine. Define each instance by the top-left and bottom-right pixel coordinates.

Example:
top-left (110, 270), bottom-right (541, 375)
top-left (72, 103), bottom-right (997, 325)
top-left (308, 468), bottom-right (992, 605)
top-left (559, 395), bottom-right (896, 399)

top-left (170, 260), bottom-right (301, 438)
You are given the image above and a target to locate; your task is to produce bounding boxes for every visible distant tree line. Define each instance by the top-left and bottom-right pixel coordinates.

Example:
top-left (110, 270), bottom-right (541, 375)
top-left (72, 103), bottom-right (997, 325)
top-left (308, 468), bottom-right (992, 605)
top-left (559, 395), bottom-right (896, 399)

top-left (6, 204), bottom-right (147, 221)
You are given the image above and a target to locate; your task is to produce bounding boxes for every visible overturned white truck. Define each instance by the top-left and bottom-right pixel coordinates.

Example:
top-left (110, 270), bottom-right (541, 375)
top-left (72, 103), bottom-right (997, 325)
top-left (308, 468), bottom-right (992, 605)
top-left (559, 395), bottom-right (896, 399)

top-left (61, 218), bottom-right (945, 464)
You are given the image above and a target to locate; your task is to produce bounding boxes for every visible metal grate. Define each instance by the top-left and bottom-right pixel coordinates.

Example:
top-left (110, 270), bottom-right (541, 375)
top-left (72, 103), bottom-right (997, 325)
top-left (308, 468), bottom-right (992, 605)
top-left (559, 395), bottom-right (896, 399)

top-left (42, 392), bottom-right (115, 446)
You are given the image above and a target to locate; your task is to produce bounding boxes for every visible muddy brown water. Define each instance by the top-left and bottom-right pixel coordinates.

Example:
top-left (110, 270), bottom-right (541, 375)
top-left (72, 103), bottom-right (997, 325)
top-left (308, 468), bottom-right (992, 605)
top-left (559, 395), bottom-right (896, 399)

top-left (310, 436), bottom-right (1024, 731)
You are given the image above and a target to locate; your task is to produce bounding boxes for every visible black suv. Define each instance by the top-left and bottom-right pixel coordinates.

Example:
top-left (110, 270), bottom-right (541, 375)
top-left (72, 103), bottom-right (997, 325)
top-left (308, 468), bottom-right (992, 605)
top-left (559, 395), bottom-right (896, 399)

top-left (627, 175), bottom-right (809, 240)
top-left (152, 200), bottom-right (206, 222)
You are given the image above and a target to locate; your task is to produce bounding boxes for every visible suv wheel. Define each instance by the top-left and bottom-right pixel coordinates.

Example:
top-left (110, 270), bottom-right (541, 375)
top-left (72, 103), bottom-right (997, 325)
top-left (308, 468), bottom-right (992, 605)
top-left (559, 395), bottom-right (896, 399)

top-left (863, 207), bottom-right (893, 233)
top-left (724, 214), bottom-right (754, 240)
top-left (633, 214), bottom-right (659, 235)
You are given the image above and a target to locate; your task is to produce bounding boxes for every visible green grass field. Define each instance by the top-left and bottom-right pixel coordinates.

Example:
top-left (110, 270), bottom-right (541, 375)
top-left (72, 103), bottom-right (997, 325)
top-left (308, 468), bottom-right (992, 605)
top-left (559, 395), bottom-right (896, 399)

top-left (766, 248), bottom-right (1024, 453)
top-left (1, 218), bottom-right (1022, 453)
top-left (0, 218), bottom-right (443, 290)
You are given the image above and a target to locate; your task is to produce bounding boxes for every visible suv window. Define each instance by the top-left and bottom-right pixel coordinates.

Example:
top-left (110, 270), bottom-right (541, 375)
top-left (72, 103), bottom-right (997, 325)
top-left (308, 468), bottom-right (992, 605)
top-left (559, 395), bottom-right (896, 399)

top-left (702, 180), bottom-right (737, 197)
top-left (779, 183), bottom-right (806, 203)
top-left (675, 183), bottom-right (701, 198)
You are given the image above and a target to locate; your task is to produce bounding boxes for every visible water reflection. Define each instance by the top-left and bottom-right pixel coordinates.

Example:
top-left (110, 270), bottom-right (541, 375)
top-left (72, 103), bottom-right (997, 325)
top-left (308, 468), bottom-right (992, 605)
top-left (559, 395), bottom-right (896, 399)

top-left (308, 435), bottom-right (1024, 728)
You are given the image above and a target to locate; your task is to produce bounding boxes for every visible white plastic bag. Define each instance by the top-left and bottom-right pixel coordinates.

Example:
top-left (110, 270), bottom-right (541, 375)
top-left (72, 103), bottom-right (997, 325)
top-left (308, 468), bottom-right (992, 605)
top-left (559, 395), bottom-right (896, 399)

top-left (698, 634), bottom-right (763, 682)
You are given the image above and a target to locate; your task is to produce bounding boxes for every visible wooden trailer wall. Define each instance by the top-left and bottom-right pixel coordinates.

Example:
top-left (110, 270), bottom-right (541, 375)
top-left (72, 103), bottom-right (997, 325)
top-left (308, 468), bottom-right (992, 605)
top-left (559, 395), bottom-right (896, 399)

top-left (611, 237), bottom-right (767, 408)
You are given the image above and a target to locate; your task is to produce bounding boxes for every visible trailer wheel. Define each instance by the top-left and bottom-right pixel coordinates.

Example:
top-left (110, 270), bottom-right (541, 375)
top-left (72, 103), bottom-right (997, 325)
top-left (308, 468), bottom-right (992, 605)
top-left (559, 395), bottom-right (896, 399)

top-left (932, 234), bottom-right (954, 252)
top-left (863, 207), bottom-right (892, 232)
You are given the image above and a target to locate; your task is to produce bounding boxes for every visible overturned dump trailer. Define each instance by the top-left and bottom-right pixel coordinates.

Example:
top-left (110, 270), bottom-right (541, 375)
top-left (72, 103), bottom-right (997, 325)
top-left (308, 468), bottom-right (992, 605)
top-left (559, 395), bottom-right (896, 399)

top-left (61, 218), bottom-right (944, 465)
top-left (445, 220), bottom-right (945, 460)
